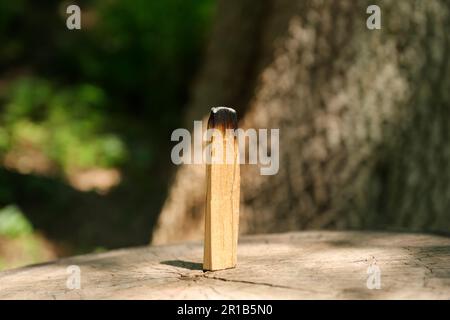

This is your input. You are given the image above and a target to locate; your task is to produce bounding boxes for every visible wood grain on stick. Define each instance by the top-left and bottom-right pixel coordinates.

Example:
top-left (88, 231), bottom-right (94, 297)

top-left (203, 107), bottom-right (240, 271)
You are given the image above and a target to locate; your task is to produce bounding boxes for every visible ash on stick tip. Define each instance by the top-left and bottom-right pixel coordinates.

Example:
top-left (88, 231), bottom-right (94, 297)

top-left (211, 107), bottom-right (236, 114)
top-left (208, 106), bottom-right (238, 131)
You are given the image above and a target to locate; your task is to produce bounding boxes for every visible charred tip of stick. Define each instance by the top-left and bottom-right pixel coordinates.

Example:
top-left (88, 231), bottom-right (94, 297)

top-left (208, 107), bottom-right (238, 132)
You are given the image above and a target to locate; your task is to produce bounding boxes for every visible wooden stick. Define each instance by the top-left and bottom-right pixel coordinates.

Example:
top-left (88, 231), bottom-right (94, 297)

top-left (203, 107), bottom-right (240, 271)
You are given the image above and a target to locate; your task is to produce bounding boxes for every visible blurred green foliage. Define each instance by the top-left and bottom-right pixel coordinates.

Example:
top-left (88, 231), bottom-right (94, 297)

top-left (0, 205), bottom-right (33, 237)
top-left (0, 205), bottom-right (56, 270)
top-left (1, 78), bottom-right (126, 171)
top-left (0, 0), bottom-right (214, 174)
top-left (0, 0), bottom-right (215, 268)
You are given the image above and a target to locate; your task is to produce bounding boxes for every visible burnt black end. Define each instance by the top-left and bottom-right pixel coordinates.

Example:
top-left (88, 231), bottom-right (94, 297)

top-left (207, 107), bottom-right (238, 133)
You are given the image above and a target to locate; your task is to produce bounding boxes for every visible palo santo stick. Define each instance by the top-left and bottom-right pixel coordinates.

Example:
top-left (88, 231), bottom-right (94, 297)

top-left (203, 107), bottom-right (240, 271)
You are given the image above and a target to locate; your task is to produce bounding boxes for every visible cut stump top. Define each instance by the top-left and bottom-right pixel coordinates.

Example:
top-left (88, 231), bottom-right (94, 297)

top-left (0, 231), bottom-right (449, 299)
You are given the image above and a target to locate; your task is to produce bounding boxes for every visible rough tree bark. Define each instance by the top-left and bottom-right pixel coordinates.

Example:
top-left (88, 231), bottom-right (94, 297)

top-left (152, 0), bottom-right (450, 245)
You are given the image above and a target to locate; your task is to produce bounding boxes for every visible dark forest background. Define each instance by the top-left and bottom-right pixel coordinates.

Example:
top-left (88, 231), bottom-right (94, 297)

top-left (0, 0), bottom-right (214, 269)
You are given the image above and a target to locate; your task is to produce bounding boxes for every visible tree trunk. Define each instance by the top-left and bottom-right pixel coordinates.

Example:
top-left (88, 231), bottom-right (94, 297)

top-left (152, 0), bottom-right (450, 245)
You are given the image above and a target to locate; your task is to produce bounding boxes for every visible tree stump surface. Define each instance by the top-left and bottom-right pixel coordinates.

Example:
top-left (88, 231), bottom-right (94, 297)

top-left (0, 231), bottom-right (449, 299)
